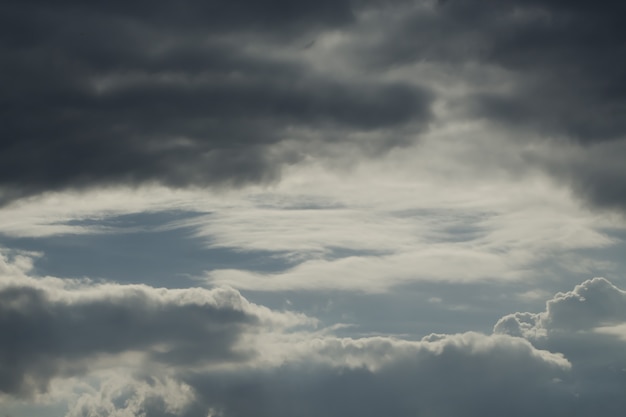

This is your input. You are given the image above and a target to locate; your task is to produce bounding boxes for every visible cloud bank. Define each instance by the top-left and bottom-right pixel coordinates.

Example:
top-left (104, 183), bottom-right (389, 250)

top-left (2, 0), bottom-right (626, 211)
top-left (2, 250), bottom-right (626, 416)
top-left (0, 252), bottom-right (311, 397)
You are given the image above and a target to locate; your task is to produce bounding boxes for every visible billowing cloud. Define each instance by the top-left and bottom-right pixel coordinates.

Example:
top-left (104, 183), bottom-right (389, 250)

top-left (182, 333), bottom-right (573, 417)
top-left (64, 333), bottom-right (572, 417)
top-left (4, 248), bottom-right (626, 417)
top-left (495, 277), bottom-right (626, 414)
top-left (495, 277), bottom-right (626, 337)
top-left (65, 375), bottom-right (199, 417)
top-left (63, 278), bottom-right (626, 417)
top-left (0, 254), bottom-right (312, 397)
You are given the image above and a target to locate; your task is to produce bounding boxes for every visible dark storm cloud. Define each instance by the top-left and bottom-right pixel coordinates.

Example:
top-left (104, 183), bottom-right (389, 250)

top-left (365, 0), bottom-right (626, 210)
top-left (3, 0), bottom-right (626, 210)
top-left (0, 0), bottom-right (432, 203)
top-left (372, 0), bottom-right (626, 141)
top-left (525, 141), bottom-right (626, 212)
top-left (0, 279), bottom-right (298, 397)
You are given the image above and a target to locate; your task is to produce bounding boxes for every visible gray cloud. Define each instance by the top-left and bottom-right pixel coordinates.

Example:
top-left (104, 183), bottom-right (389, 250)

top-left (4, 264), bottom-right (626, 416)
top-left (373, 0), bottom-right (626, 140)
top-left (3, 0), bottom-right (626, 211)
top-left (495, 277), bottom-right (626, 415)
top-left (361, 0), bottom-right (626, 211)
top-left (64, 278), bottom-right (626, 417)
top-left (67, 333), bottom-right (571, 417)
top-left (69, 279), bottom-right (626, 417)
top-left (185, 333), bottom-right (572, 417)
top-left (0, 276), bottom-right (307, 397)
top-left (0, 0), bottom-right (432, 203)
top-left (495, 277), bottom-right (626, 336)
top-left (66, 375), bottom-right (202, 417)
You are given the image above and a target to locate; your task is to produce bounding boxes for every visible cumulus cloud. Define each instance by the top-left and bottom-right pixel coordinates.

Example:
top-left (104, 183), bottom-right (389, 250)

top-left (64, 278), bottom-right (626, 417)
top-left (3, 249), bottom-right (626, 417)
top-left (66, 375), bottom-right (199, 417)
top-left (0, 255), bottom-right (312, 397)
top-left (63, 333), bottom-right (572, 417)
top-left (182, 333), bottom-right (572, 417)
top-left (495, 277), bottom-right (626, 414)
top-left (495, 277), bottom-right (626, 338)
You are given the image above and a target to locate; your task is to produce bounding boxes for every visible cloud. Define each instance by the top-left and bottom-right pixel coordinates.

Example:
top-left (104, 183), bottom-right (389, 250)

top-left (3, 251), bottom-right (626, 416)
top-left (64, 333), bottom-right (572, 417)
top-left (0, 0), bottom-right (432, 204)
top-left (206, 247), bottom-right (526, 292)
top-left (65, 375), bottom-right (198, 417)
top-left (494, 277), bottom-right (626, 363)
top-left (3, 0), bottom-right (626, 213)
top-left (64, 278), bottom-right (626, 417)
top-left (0, 152), bottom-right (621, 292)
top-left (367, 0), bottom-right (626, 141)
top-left (379, 0), bottom-right (626, 211)
top-left (495, 277), bottom-right (626, 414)
top-left (495, 277), bottom-right (626, 337)
top-left (0, 258), bottom-right (312, 397)
top-left (183, 333), bottom-right (572, 417)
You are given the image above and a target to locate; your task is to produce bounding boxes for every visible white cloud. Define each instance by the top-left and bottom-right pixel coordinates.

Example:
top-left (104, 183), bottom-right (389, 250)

top-left (495, 277), bottom-right (626, 338)
top-left (66, 375), bottom-right (196, 417)
top-left (207, 247), bottom-right (524, 292)
top-left (494, 277), bottom-right (626, 413)
top-left (0, 120), bottom-right (623, 295)
top-left (595, 323), bottom-right (626, 342)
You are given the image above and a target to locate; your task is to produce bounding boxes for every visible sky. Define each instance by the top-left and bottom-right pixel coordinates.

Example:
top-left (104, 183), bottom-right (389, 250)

top-left (2, 0), bottom-right (626, 416)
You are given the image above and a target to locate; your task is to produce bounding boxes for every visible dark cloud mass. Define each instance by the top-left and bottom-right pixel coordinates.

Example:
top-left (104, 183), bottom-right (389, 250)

top-left (380, 0), bottom-right (626, 210)
top-left (0, 0), bottom-right (431, 202)
top-left (2, 0), bottom-right (626, 209)
top-left (339, 0), bottom-right (626, 143)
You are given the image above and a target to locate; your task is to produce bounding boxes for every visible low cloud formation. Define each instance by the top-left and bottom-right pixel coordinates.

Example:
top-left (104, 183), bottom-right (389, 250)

top-left (3, 248), bottom-right (626, 417)
top-left (0, 253), bottom-right (311, 397)
top-left (66, 376), bottom-right (199, 417)
top-left (184, 333), bottom-right (572, 417)
top-left (495, 277), bottom-right (626, 415)
top-left (495, 277), bottom-right (626, 337)
top-left (66, 333), bottom-right (571, 417)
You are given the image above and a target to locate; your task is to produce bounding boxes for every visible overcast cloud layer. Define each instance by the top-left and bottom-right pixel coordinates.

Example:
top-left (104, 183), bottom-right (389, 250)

top-left (2, 0), bottom-right (626, 210)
